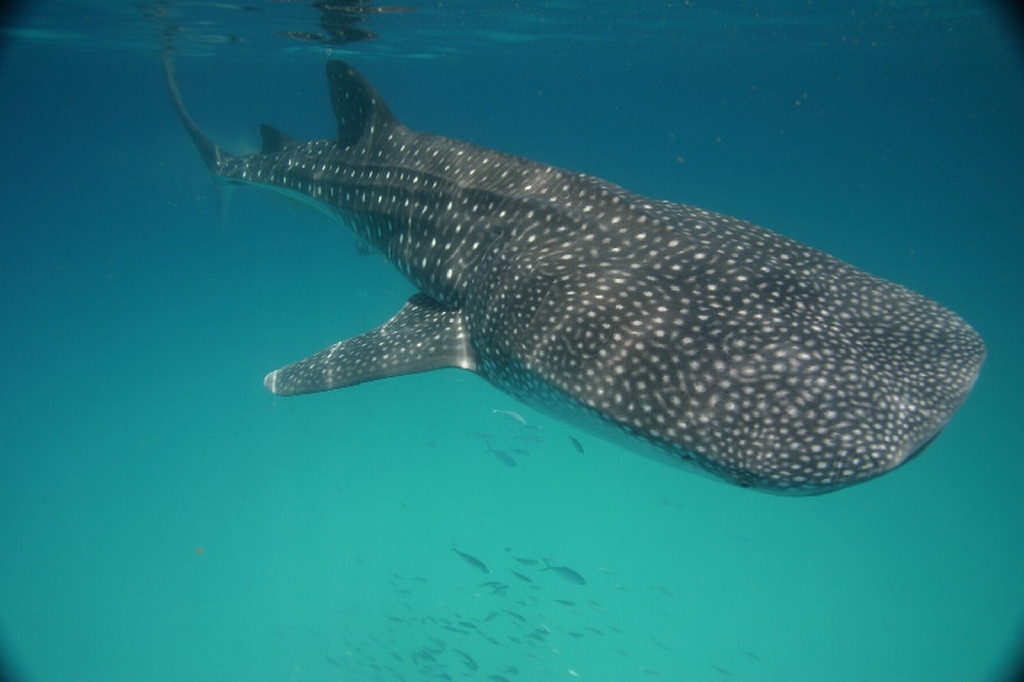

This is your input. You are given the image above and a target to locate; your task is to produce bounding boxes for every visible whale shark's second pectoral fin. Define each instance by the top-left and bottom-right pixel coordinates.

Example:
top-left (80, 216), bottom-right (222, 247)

top-left (264, 294), bottom-right (476, 396)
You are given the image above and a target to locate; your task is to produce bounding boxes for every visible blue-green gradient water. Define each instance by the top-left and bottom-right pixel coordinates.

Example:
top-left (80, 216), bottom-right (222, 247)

top-left (1, 2), bottom-right (1022, 681)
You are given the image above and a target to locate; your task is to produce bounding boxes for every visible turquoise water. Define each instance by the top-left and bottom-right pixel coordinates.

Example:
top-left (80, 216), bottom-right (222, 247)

top-left (1, 2), bottom-right (1022, 680)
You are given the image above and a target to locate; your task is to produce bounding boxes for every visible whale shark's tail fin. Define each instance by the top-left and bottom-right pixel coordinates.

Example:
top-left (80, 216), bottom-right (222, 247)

top-left (326, 60), bottom-right (400, 148)
top-left (162, 57), bottom-right (232, 171)
top-left (165, 58), bottom-right (397, 167)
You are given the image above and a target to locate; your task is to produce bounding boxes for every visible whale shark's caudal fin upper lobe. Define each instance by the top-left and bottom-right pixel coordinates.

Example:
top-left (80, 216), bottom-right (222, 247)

top-left (163, 58), bottom-right (230, 171)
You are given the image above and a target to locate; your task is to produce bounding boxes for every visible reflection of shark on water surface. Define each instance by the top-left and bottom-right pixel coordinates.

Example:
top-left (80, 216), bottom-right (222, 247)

top-left (165, 59), bottom-right (984, 495)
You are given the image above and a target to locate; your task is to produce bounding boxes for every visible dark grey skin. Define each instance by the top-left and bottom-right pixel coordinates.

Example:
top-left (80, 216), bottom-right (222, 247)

top-left (165, 59), bottom-right (984, 495)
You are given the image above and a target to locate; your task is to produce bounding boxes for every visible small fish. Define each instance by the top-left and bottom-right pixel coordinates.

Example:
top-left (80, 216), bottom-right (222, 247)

top-left (651, 636), bottom-right (672, 652)
top-left (569, 436), bottom-right (584, 454)
top-left (452, 544), bottom-right (490, 573)
top-left (453, 649), bottom-right (478, 671)
top-left (554, 599), bottom-right (576, 606)
top-left (514, 428), bottom-right (543, 444)
top-left (511, 569), bottom-right (533, 583)
top-left (492, 409), bottom-right (528, 426)
top-left (478, 580), bottom-right (509, 595)
top-left (486, 445), bottom-right (517, 467)
top-left (541, 559), bottom-right (587, 585)
top-left (440, 625), bottom-right (470, 635)
top-left (514, 556), bottom-right (539, 566)
top-left (503, 609), bottom-right (526, 622)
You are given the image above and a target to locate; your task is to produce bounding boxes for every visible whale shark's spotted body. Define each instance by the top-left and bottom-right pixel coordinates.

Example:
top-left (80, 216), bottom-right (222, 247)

top-left (166, 60), bottom-right (984, 494)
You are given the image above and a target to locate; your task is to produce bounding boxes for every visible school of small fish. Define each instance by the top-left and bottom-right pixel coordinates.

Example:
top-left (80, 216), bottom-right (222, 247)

top-left (296, 411), bottom-right (755, 680)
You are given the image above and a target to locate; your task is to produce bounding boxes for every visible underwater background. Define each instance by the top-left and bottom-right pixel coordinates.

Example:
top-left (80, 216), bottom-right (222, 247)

top-left (1, 1), bottom-right (1022, 680)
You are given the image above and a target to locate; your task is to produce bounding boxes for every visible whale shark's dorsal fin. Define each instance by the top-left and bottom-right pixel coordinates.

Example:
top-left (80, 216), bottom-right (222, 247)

top-left (326, 60), bottom-right (399, 147)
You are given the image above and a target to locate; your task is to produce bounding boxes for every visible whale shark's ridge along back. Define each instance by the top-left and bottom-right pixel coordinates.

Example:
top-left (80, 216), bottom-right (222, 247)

top-left (164, 58), bottom-right (985, 495)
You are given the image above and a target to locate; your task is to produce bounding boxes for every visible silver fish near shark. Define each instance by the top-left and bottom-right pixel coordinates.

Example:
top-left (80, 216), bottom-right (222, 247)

top-left (541, 560), bottom-right (587, 586)
top-left (164, 59), bottom-right (984, 495)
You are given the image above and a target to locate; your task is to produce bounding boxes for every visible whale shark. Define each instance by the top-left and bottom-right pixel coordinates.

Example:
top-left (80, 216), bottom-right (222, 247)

top-left (164, 59), bottom-right (984, 494)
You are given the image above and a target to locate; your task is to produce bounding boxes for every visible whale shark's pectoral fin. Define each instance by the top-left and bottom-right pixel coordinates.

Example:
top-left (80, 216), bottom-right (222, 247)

top-left (264, 294), bottom-right (477, 396)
